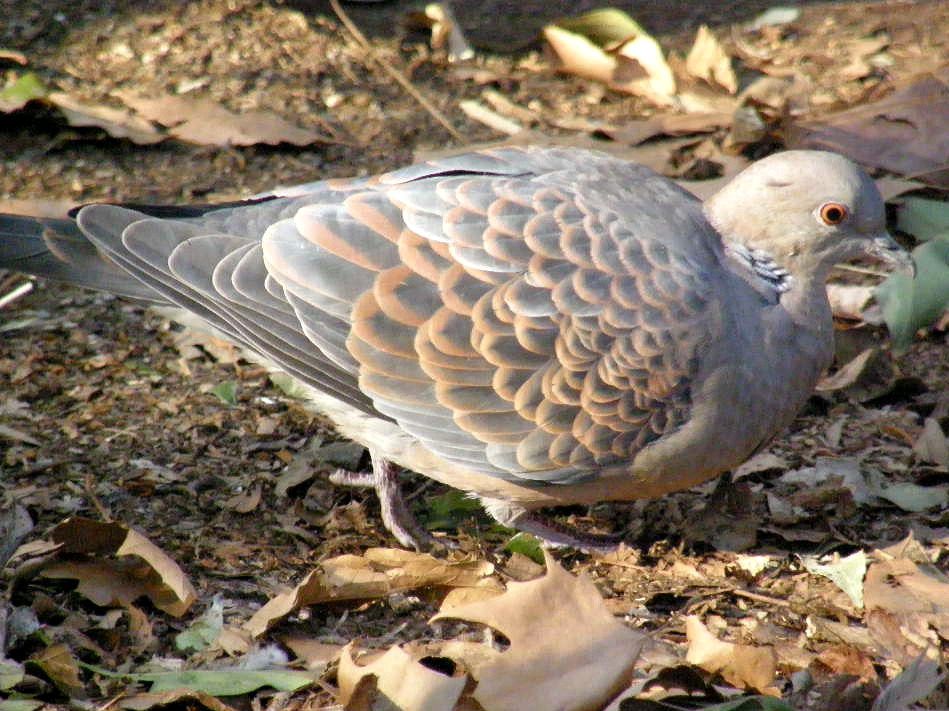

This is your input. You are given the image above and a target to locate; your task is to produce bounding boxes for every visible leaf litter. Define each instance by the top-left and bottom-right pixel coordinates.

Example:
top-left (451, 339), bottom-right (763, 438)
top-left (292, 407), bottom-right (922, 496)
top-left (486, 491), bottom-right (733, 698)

top-left (2, 1), bottom-right (949, 710)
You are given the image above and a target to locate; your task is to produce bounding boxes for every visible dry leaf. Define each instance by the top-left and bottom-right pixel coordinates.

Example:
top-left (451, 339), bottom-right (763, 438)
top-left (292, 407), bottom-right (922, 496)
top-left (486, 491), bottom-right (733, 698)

top-left (827, 284), bottom-right (876, 321)
top-left (280, 635), bottom-right (344, 671)
top-left (244, 548), bottom-right (498, 636)
top-left (543, 18), bottom-right (676, 106)
top-left (47, 92), bottom-right (163, 144)
top-left (29, 643), bottom-right (84, 696)
top-left (222, 483), bottom-right (262, 514)
top-left (117, 93), bottom-right (328, 147)
top-left (789, 71), bottom-right (949, 186)
top-left (42, 517), bottom-right (196, 617)
top-left (339, 644), bottom-right (466, 711)
top-left (913, 417), bottom-right (949, 468)
top-left (685, 26), bottom-right (737, 94)
top-left (685, 616), bottom-right (778, 693)
top-left (118, 689), bottom-right (238, 711)
top-left (432, 551), bottom-right (647, 711)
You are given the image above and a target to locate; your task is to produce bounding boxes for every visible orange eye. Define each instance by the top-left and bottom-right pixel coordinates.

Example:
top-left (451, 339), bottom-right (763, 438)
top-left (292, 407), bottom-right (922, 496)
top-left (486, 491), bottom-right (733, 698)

top-left (819, 202), bottom-right (849, 226)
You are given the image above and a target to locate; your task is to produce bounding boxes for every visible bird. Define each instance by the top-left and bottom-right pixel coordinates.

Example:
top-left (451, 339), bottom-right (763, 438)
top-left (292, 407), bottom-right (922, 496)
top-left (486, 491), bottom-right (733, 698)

top-left (0, 146), bottom-right (911, 551)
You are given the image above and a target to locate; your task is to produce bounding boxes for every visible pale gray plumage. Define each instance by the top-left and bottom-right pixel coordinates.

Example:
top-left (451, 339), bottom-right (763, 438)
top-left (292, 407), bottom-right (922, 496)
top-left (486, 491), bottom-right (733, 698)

top-left (0, 146), bottom-right (910, 550)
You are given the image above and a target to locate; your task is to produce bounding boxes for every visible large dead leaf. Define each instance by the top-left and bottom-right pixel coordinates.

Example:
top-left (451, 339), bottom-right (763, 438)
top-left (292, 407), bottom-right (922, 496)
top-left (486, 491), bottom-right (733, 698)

top-left (336, 553), bottom-right (648, 711)
top-left (40, 517), bottom-right (196, 617)
top-left (788, 71), bottom-right (949, 186)
top-left (431, 551), bottom-right (647, 711)
top-left (245, 548), bottom-right (499, 636)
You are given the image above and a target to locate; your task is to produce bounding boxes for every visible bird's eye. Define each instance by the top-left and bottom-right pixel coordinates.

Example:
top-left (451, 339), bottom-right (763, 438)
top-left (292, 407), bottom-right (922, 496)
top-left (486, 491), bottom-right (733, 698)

top-left (818, 202), bottom-right (849, 226)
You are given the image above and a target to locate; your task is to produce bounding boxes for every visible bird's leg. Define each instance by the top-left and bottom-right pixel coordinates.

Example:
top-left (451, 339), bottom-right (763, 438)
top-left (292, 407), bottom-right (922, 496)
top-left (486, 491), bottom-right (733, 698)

top-left (481, 498), bottom-right (624, 554)
top-left (329, 449), bottom-right (444, 551)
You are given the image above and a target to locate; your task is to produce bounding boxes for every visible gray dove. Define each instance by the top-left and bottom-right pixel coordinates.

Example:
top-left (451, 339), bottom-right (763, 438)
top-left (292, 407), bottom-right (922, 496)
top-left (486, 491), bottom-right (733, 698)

top-left (0, 147), bottom-right (910, 551)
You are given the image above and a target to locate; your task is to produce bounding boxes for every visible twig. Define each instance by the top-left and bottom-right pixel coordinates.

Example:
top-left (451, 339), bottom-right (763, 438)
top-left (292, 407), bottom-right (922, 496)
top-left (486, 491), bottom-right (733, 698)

top-left (329, 0), bottom-right (466, 143)
top-left (832, 263), bottom-right (889, 278)
top-left (83, 474), bottom-right (113, 523)
top-left (729, 587), bottom-right (792, 608)
top-left (459, 100), bottom-right (523, 136)
top-left (0, 280), bottom-right (33, 310)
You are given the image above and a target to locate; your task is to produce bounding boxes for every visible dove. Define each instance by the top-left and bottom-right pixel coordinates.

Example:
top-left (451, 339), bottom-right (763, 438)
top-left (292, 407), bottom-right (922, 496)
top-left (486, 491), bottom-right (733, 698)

top-left (0, 146), bottom-right (910, 550)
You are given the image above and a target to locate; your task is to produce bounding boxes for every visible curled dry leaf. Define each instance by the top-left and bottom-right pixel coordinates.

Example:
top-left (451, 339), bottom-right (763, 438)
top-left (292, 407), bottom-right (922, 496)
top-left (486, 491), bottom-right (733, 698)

top-left (244, 548), bottom-right (498, 637)
top-left (685, 616), bottom-right (778, 693)
top-left (912, 417), bottom-right (949, 468)
top-left (41, 517), bottom-right (196, 617)
top-left (338, 644), bottom-right (467, 711)
top-left (544, 10), bottom-right (676, 106)
top-left (685, 25), bottom-right (738, 94)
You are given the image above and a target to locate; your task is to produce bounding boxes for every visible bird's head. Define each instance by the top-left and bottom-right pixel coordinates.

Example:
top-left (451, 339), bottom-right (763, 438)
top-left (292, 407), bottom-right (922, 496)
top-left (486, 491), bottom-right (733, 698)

top-left (704, 150), bottom-right (911, 279)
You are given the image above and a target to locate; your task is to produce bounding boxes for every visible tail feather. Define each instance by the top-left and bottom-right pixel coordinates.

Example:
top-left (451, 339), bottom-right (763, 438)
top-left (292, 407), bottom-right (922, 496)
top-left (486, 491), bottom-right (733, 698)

top-left (0, 213), bottom-right (167, 302)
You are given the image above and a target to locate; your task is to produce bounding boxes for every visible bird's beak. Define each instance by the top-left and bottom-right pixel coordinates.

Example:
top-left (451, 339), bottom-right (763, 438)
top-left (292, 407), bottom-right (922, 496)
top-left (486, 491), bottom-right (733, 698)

top-left (867, 232), bottom-right (915, 276)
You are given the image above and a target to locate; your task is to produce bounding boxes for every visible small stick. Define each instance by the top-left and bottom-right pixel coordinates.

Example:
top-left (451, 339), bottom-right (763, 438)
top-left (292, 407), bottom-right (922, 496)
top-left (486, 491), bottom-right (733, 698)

top-left (0, 280), bottom-right (33, 310)
top-left (459, 100), bottom-right (523, 136)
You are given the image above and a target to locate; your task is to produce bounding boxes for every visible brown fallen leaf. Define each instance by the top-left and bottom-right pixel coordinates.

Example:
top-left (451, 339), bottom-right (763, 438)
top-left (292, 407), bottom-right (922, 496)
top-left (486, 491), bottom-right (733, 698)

top-left (117, 93), bottom-right (329, 147)
top-left (47, 92), bottom-right (163, 144)
top-left (432, 551), bottom-right (647, 711)
top-left (912, 417), bottom-right (949, 468)
top-left (544, 10), bottom-right (676, 106)
top-left (685, 25), bottom-right (738, 94)
top-left (280, 635), bottom-right (344, 671)
top-left (339, 643), bottom-right (467, 711)
top-left (118, 689), bottom-right (238, 711)
top-left (812, 644), bottom-right (878, 683)
top-left (244, 548), bottom-right (498, 637)
top-left (788, 71), bottom-right (949, 186)
top-left (826, 283), bottom-right (876, 321)
top-left (41, 517), bottom-right (196, 617)
top-left (685, 615), bottom-right (778, 693)
top-left (221, 483), bottom-right (262, 514)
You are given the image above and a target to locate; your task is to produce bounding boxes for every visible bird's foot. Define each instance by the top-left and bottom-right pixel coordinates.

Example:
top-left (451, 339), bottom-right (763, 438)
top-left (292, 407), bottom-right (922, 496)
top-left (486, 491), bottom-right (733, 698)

top-left (329, 450), bottom-right (452, 551)
top-left (481, 498), bottom-right (623, 554)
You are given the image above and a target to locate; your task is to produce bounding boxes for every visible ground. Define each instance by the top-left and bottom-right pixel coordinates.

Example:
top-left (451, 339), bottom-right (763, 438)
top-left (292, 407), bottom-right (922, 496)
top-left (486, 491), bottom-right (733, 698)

top-left (1, 1), bottom-right (949, 710)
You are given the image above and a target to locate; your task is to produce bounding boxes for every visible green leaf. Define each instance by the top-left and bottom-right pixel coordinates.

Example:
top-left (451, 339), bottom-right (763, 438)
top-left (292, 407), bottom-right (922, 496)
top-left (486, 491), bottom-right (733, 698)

top-left (897, 196), bottom-right (949, 241)
top-left (210, 380), bottom-right (238, 406)
top-left (0, 660), bottom-right (24, 691)
top-left (422, 490), bottom-right (486, 531)
top-left (504, 533), bottom-right (545, 564)
top-left (0, 701), bottom-right (45, 711)
top-left (269, 371), bottom-right (312, 400)
top-left (0, 72), bottom-right (47, 112)
top-left (800, 550), bottom-right (867, 609)
top-left (137, 669), bottom-right (315, 695)
top-left (554, 8), bottom-right (647, 46)
top-left (875, 235), bottom-right (949, 351)
top-left (175, 597), bottom-right (223, 653)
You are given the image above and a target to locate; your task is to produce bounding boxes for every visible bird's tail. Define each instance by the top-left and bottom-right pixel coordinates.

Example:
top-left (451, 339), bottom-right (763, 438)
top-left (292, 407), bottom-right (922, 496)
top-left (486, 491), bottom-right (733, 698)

top-left (0, 212), bottom-right (165, 301)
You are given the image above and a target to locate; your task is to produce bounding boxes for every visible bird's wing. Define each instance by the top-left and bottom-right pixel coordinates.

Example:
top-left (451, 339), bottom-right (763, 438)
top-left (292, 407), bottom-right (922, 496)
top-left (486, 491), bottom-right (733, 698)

top-left (69, 146), bottom-right (722, 484)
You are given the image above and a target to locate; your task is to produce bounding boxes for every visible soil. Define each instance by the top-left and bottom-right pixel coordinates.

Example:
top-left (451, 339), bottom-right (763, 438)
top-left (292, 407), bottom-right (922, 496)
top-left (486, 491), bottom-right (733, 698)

top-left (1, 1), bottom-right (949, 709)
